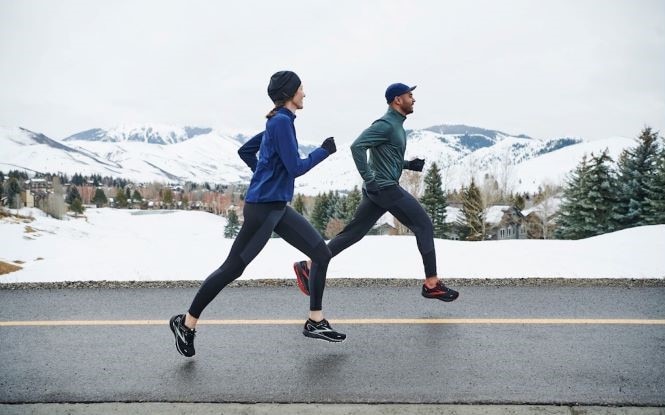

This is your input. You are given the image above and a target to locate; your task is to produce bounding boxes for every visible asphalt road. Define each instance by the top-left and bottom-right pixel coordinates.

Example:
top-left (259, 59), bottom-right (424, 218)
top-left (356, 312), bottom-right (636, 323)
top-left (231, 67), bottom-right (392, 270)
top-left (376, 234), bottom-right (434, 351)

top-left (1, 285), bottom-right (664, 406)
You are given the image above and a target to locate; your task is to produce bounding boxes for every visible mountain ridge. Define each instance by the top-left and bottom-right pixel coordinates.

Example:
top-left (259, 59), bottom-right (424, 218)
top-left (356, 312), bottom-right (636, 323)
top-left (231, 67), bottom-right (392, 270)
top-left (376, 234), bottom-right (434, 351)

top-left (0, 124), bottom-right (633, 194)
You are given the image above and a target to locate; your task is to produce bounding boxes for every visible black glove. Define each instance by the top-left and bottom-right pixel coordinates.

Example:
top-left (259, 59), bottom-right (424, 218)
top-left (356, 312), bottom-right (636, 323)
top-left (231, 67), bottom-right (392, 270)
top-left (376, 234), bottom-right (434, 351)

top-left (407, 158), bottom-right (425, 172)
top-left (365, 180), bottom-right (380, 195)
top-left (321, 137), bottom-right (336, 155)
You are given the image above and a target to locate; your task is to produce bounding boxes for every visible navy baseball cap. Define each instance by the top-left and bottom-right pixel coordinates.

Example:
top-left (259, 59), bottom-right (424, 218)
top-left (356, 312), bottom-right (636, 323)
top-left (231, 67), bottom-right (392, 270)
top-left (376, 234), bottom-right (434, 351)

top-left (385, 83), bottom-right (417, 103)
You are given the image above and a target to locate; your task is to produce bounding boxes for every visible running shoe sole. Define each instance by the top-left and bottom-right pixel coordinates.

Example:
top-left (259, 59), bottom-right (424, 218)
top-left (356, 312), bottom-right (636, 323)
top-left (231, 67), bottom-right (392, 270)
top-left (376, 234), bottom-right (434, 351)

top-left (302, 329), bottom-right (346, 343)
top-left (422, 291), bottom-right (459, 302)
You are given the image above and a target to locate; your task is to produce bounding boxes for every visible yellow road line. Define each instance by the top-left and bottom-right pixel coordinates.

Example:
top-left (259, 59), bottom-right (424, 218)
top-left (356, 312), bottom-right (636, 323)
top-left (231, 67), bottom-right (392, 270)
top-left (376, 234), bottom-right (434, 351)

top-left (1, 318), bottom-right (665, 327)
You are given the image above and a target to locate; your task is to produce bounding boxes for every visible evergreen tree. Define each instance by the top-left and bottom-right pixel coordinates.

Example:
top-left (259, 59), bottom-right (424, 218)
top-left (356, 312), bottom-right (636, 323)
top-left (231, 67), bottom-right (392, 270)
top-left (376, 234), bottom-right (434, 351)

top-left (343, 186), bottom-right (362, 222)
top-left (162, 188), bottom-right (173, 207)
top-left (292, 194), bottom-right (307, 216)
top-left (125, 187), bottom-right (131, 201)
top-left (457, 179), bottom-right (484, 241)
top-left (114, 187), bottom-right (128, 208)
top-left (581, 149), bottom-right (619, 235)
top-left (419, 163), bottom-right (447, 238)
top-left (92, 188), bottom-right (108, 207)
top-left (326, 191), bottom-right (342, 220)
top-left (643, 138), bottom-right (665, 224)
top-left (311, 192), bottom-right (331, 236)
top-left (132, 189), bottom-right (143, 202)
top-left (8, 170), bottom-right (28, 181)
top-left (65, 186), bottom-right (81, 205)
top-left (0, 172), bottom-right (5, 203)
top-left (613, 127), bottom-right (660, 229)
top-left (224, 209), bottom-right (241, 238)
top-left (71, 173), bottom-right (84, 186)
top-left (6, 177), bottom-right (21, 209)
top-left (555, 155), bottom-right (592, 239)
top-left (511, 193), bottom-right (526, 210)
top-left (70, 197), bottom-right (84, 215)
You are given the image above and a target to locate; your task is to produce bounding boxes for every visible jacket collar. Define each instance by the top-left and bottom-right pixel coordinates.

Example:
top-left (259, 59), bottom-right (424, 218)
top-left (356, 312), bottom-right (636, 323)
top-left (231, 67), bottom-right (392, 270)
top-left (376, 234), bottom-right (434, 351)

top-left (386, 107), bottom-right (406, 122)
top-left (278, 106), bottom-right (297, 120)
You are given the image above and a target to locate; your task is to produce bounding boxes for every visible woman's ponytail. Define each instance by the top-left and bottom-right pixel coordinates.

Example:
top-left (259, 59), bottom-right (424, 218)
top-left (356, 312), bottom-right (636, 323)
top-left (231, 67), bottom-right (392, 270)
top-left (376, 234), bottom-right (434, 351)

top-left (266, 106), bottom-right (279, 119)
top-left (266, 100), bottom-right (286, 119)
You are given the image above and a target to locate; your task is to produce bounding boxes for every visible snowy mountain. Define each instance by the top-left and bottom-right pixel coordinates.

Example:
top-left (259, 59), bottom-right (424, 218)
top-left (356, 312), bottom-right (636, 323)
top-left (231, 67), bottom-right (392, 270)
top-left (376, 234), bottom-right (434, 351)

top-left (62, 124), bottom-right (213, 145)
top-left (0, 123), bottom-right (637, 194)
top-left (0, 126), bottom-right (124, 177)
top-left (295, 125), bottom-right (630, 195)
top-left (1, 125), bottom-right (252, 184)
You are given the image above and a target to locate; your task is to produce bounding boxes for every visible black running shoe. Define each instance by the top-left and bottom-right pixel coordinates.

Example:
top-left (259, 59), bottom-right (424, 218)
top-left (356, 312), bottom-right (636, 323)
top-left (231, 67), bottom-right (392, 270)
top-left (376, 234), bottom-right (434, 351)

top-left (303, 318), bottom-right (346, 343)
top-left (169, 314), bottom-right (196, 357)
top-left (422, 281), bottom-right (459, 302)
top-left (293, 261), bottom-right (310, 296)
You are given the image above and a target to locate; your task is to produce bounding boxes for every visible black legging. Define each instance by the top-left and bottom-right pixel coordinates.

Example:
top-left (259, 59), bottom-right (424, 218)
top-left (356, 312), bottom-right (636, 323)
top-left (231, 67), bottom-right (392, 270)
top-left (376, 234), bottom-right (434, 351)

top-left (188, 202), bottom-right (331, 318)
top-left (328, 185), bottom-right (437, 277)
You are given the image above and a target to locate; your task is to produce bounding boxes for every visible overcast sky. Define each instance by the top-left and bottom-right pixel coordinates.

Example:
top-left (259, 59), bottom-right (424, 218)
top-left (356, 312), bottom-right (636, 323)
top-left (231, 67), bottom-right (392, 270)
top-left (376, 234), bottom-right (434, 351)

top-left (1, 0), bottom-right (663, 144)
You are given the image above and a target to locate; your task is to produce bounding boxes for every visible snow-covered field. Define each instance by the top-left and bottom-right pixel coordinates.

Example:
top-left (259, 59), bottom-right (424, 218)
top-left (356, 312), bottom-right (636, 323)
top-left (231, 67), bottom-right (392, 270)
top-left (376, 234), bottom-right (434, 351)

top-left (1, 208), bottom-right (664, 283)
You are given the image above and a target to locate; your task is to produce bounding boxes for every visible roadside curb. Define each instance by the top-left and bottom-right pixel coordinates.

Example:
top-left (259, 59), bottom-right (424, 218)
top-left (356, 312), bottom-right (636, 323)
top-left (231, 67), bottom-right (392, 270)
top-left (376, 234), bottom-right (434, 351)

top-left (0, 403), bottom-right (663, 415)
top-left (1, 277), bottom-right (664, 290)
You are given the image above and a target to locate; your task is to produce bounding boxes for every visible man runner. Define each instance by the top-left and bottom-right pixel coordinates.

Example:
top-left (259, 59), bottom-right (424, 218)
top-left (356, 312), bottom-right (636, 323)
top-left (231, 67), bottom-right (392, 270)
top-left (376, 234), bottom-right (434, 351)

top-left (293, 82), bottom-right (459, 303)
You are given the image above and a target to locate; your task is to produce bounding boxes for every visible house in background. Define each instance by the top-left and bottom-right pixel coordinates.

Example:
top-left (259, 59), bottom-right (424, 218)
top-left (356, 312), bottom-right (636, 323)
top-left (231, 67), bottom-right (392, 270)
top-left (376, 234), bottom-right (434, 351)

top-left (487, 205), bottom-right (528, 240)
top-left (496, 206), bottom-right (528, 240)
top-left (21, 179), bottom-right (51, 208)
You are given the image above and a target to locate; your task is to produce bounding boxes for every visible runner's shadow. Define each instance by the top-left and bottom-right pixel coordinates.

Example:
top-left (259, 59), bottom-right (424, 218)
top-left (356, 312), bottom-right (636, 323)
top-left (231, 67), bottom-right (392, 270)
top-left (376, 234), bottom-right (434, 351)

top-left (174, 360), bottom-right (197, 383)
top-left (302, 352), bottom-right (350, 380)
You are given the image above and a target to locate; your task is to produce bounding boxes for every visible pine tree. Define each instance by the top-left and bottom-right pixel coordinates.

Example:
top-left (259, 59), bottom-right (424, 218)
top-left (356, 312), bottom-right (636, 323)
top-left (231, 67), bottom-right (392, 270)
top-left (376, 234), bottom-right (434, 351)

top-left (555, 155), bottom-right (592, 239)
top-left (224, 209), bottom-right (240, 238)
top-left (613, 127), bottom-right (660, 229)
top-left (511, 193), bottom-right (525, 210)
top-left (643, 137), bottom-right (665, 224)
top-left (311, 192), bottom-right (330, 236)
top-left (132, 189), bottom-right (143, 202)
top-left (326, 191), bottom-right (342, 221)
top-left (6, 177), bottom-right (21, 209)
top-left (343, 186), bottom-right (362, 222)
top-left (162, 188), bottom-right (173, 207)
top-left (457, 179), bottom-right (484, 241)
top-left (292, 194), bottom-right (307, 216)
top-left (71, 173), bottom-right (84, 186)
top-left (70, 197), bottom-right (84, 216)
top-left (420, 162), bottom-right (447, 238)
top-left (92, 188), bottom-right (108, 207)
top-left (114, 187), bottom-right (128, 208)
top-left (581, 149), bottom-right (619, 235)
top-left (65, 186), bottom-right (81, 205)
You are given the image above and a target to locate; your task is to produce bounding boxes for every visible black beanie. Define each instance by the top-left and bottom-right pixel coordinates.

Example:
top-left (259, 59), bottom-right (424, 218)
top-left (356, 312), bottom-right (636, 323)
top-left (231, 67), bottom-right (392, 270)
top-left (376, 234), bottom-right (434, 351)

top-left (267, 71), bottom-right (301, 103)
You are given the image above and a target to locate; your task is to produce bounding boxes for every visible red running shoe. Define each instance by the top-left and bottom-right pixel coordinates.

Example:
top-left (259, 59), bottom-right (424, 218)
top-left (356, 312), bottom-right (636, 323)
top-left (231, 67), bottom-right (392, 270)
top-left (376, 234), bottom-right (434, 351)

top-left (293, 261), bottom-right (310, 296)
top-left (422, 281), bottom-right (459, 302)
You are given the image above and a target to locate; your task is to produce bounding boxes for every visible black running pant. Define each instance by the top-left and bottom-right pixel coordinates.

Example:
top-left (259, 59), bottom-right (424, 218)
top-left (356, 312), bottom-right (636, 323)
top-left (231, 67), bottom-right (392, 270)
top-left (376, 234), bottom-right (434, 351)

top-left (188, 202), bottom-right (331, 318)
top-left (328, 185), bottom-right (437, 277)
